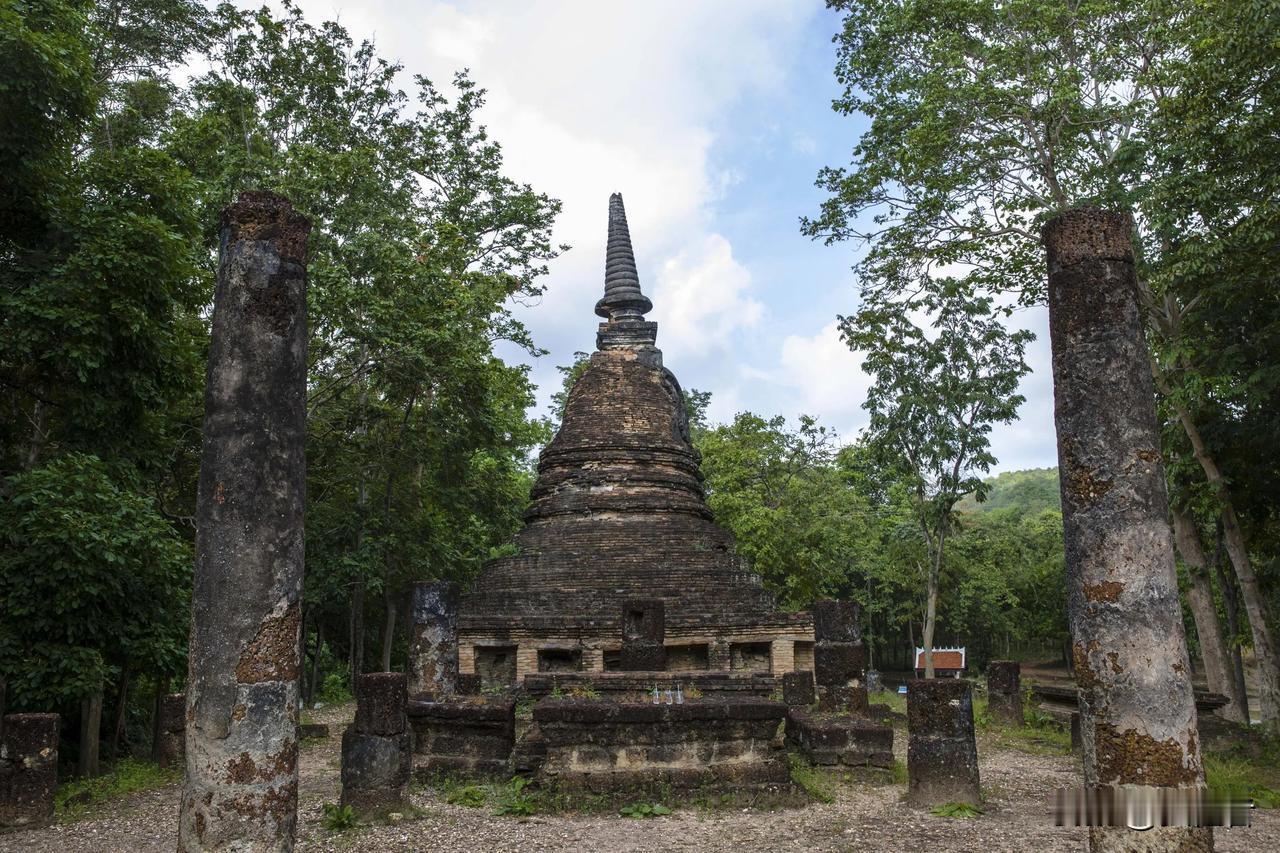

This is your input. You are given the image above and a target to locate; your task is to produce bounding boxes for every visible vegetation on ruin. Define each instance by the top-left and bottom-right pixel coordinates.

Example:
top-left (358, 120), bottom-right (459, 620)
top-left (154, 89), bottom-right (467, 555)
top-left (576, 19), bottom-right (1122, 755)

top-left (54, 758), bottom-right (181, 823)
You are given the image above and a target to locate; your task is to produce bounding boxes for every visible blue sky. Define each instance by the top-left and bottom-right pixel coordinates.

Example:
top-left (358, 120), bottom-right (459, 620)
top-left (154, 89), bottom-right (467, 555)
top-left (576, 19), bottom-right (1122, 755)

top-left (283, 0), bottom-right (1057, 472)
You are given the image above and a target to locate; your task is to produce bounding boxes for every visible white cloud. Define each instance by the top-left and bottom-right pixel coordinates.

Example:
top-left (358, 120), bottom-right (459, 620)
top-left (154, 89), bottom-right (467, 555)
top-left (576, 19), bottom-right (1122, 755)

top-left (651, 234), bottom-right (764, 361)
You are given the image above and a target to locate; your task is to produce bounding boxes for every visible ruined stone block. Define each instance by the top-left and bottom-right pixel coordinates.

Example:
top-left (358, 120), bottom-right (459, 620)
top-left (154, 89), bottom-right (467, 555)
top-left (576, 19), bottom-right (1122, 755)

top-left (408, 698), bottom-right (517, 779)
top-left (906, 679), bottom-right (980, 806)
top-left (623, 599), bottom-right (665, 643)
top-left (340, 727), bottom-right (411, 818)
top-left (812, 599), bottom-right (860, 643)
top-left (455, 673), bottom-right (482, 695)
top-left (782, 671), bottom-right (815, 706)
top-left (786, 709), bottom-right (893, 769)
top-left (619, 642), bottom-right (666, 672)
top-left (0, 713), bottom-right (59, 830)
top-left (986, 660), bottom-right (1023, 726)
top-left (355, 673), bottom-right (407, 736)
top-left (816, 683), bottom-right (868, 715)
top-left (813, 641), bottom-right (865, 686)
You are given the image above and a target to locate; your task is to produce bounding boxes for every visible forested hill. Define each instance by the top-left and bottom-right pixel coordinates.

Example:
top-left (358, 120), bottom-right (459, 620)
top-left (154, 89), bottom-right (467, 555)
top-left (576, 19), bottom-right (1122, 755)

top-left (957, 468), bottom-right (1061, 516)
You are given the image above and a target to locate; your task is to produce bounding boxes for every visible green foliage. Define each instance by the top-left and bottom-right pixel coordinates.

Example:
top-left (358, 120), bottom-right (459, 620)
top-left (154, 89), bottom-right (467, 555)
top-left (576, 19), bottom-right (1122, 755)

top-left (0, 454), bottom-right (190, 709)
top-left (787, 754), bottom-right (836, 804)
top-left (930, 802), bottom-right (983, 819)
top-left (619, 802), bottom-right (673, 818)
top-left (957, 469), bottom-right (1060, 516)
top-left (444, 784), bottom-right (487, 808)
top-left (493, 777), bottom-right (538, 817)
top-left (698, 412), bottom-right (873, 606)
top-left (322, 802), bottom-right (357, 831)
top-left (317, 672), bottom-right (353, 706)
top-left (56, 758), bottom-right (181, 822)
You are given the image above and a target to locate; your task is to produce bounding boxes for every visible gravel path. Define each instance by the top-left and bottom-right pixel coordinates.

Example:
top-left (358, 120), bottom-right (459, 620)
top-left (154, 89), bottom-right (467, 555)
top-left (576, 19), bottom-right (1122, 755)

top-left (3, 702), bottom-right (1273, 852)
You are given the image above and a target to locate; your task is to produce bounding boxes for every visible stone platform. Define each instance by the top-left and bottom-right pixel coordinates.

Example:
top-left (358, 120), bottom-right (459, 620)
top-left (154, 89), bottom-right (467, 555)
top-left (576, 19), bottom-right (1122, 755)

top-left (407, 697), bottom-right (516, 779)
top-left (785, 708), bottom-right (893, 769)
top-left (533, 697), bottom-right (788, 792)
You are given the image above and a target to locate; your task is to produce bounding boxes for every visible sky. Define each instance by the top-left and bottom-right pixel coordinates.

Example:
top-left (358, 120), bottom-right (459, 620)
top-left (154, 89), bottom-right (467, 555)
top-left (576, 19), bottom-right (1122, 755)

top-left (277, 0), bottom-right (1058, 473)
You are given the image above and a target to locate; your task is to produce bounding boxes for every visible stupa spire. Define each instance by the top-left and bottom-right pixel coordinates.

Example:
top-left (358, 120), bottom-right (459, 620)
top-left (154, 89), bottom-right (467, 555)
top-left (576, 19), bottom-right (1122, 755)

top-left (595, 193), bottom-right (653, 322)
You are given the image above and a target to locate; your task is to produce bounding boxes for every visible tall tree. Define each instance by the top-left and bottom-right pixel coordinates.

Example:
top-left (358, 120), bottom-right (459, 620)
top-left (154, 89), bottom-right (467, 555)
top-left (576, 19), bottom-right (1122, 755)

top-left (844, 284), bottom-right (1031, 676)
top-left (807, 0), bottom-right (1280, 728)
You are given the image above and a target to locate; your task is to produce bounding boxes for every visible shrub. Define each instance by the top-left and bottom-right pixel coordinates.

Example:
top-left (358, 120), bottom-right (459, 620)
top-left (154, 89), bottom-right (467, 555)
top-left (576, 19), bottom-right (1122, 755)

top-left (322, 802), bottom-right (356, 831)
top-left (619, 802), bottom-right (672, 818)
top-left (930, 802), bottom-right (983, 818)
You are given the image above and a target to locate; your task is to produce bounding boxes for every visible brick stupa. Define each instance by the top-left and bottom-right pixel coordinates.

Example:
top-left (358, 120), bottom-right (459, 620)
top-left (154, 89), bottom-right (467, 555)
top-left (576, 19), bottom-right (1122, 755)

top-left (457, 194), bottom-right (813, 683)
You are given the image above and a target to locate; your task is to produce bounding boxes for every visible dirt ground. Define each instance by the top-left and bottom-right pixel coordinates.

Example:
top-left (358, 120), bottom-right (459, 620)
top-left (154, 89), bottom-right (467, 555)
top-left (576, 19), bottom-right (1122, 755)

top-left (3, 701), bottom-right (1273, 853)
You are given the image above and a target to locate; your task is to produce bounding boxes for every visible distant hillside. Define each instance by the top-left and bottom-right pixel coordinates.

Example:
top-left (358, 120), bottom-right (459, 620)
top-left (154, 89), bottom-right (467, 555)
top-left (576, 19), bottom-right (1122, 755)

top-left (957, 467), bottom-right (1060, 515)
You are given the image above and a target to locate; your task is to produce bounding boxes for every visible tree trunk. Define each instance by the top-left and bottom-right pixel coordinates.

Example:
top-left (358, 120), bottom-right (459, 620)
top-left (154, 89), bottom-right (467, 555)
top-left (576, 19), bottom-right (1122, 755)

top-left (78, 690), bottom-right (102, 778)
top-left (380, 589), bottom-right (397, 673)
top-left (1161, 387), bottom-right (1280, 730)
top-left (349, 580), bottom-right (365, 690)
top-left (107, 670), bottom-right (130, 764)
top-left (1170, 505), bottom-right (1246, 722)
top-left (922, 568), bottom-right (939, 679)
top-left (1214, 552), bottom-right (1251, 725)
top-left (1044, 208), bottom-right (1208, 852)
top-left (306, 623), bottom-right (323, 708)
top-left (24, 397), bottom-right (48, 471)
top-left (150, 676), bottom-right (170, 764)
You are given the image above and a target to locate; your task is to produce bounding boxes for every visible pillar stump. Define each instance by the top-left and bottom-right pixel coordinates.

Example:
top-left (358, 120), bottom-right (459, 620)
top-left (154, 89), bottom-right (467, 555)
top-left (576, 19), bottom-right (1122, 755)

top-left (179, 190), bottom-right (310, 851)
top-left (154, 693), bottom-right (186, 769)
top-left (619, 599), bottom-right (666, 671)
top-left (986, 661), bottom-right (1023, 726)
top-left (906, 679), bottom-right (980, 806)
top-left (813, 599), bottom-right (867, 713)
top-left (341, 673), bottom-right (411, 819)
top-left (0, 713), bottom-right (59, 830)
top-left (407, 581), bottom-right (459, 699)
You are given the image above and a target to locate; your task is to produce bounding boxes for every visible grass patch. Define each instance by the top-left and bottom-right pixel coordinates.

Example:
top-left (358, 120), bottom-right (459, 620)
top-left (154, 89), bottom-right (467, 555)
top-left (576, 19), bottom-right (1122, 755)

top-left (930, 801), bottom-right (984, 818)
top-left (1205, 752), bottom-right (1280, 809)
top-left (619, 801), bottom-right (672, 818)
top-left (788, 754), bottom-right (836, 803)
top-left (444, 783), bottom-right (488, 808)
top-left (869, 689), bottom-right (906, 716)
top-left (56, 758), bottom-right (181, 821)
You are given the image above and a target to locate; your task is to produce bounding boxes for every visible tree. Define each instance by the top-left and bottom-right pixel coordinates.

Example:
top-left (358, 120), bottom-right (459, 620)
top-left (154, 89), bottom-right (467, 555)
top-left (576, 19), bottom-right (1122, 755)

top-left (0, 454), bottom-right (190, 712)
top-left (169, 1), bottom-right (562, 686)
top-left (697, 412), bottom-right (874, 607)
top-left (844, 284), bottom-right (1031, 676)
top-left (808, 0), bottom-right (1280, 729)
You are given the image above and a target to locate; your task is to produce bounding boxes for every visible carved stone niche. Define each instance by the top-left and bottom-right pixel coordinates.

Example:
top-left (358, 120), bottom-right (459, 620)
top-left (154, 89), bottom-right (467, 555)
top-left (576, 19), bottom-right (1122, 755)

top-left (623, 599), bottom-right (665, 644)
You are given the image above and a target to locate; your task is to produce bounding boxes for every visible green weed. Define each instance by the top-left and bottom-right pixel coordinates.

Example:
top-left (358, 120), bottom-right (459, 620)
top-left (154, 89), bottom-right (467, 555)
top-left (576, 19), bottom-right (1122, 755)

top-left (788, 753), bottom-right (835, 803)
top-left (930, 801), bottom-right (984, 818)
top-left (444, 784), bottom-right (488, 808)
top-left (493, 776), bottom-right (538, 816)
top-left (322, 802), bottom-right (357, 831)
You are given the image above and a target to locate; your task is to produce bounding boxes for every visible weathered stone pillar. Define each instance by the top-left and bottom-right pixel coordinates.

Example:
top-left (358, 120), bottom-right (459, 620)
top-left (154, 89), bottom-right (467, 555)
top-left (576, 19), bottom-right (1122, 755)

top-left (906, 679), bottom-right (980, 806)
top-left (0, 713), bottom-right (59, 829)
top-left (1045, 208), bottom-right (1209, 852)
top-left (179, 190), bottom-right (310, 852)
top-left (782, 671), bottom-right (815, 706)
top-left (619, 599), bottom-right (666, 671)
top-left (341, 673), bottom-right (411, 819)
top-left (154, 693), bottom-right (186, 769)
top-left (407, 581), bottom-right (458, 699)
top-left (813, 599), bottom-right (867, 713)
top-left (986, 660), bottom-right (1023, 726)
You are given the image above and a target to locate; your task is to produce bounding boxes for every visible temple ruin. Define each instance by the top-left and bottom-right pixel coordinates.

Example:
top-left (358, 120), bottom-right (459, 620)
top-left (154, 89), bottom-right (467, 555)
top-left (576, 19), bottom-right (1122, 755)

top-left (454, 194), bottom-right (814, 686)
